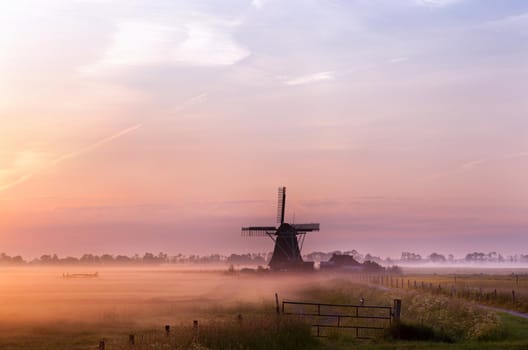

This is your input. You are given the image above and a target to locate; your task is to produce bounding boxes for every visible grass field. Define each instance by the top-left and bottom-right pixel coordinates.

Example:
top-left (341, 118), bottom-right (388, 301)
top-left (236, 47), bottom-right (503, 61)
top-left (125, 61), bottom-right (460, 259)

top-left (0, 266), bottom-right (528, 349)
top-left (363, 269), bottom-right (528, 313)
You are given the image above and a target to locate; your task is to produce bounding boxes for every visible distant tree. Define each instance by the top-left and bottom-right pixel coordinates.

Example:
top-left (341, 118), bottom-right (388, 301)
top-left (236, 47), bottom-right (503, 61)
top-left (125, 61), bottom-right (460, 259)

top-left (465, 252), bottom-right (486, 262)
top-left (428, 253), bottom-right (446, 263)
top-left (100, 254), bottom-right (114, 264)
top-left (400, 252), bottom-right (422, 262)
top-left (0, 253), bottom-right (25, 265)
top-left (80, 254), bottom-right (100, 264)
top-left (115, 255), bottom-right (131, 263)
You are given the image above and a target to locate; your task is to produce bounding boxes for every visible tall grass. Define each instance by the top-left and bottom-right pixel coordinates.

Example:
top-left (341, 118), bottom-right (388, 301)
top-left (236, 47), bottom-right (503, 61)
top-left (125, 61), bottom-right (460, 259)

top-left (297, 278), bottom-right (501, 341)
top-left (391, 274), bottom-right (528, 313)
top-left (107, 314), bottom-right (318, 350)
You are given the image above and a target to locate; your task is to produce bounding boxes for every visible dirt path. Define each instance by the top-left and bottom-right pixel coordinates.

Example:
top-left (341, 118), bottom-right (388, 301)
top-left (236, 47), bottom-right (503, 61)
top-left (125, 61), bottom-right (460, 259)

top-left (477, 304), bottom-right (528, 320)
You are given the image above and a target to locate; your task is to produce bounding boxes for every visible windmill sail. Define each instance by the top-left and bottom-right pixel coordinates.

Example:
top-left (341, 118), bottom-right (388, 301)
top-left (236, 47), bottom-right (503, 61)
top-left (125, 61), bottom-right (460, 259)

top-left (277, 186), bottom-right (286, 224)
top-left (241, 226), bottom-right (277, 237)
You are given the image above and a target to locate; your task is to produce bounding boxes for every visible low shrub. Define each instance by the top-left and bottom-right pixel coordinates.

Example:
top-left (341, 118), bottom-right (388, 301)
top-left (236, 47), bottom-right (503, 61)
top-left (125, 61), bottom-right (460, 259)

top-left (388, 321), bottom-right (453, 342)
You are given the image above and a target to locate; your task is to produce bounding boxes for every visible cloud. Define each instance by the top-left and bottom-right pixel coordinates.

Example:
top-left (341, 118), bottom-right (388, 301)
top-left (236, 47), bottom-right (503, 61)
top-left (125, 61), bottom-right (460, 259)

top-left (0, 124), bottom-right (142, 193)
top-left (413, 0), bottom-right (463, 7)
top-left (284, 71), bottom-right (334, 86)
top-left (505, 152), bottom-right (528, 160)
top-left (82, 17), bottom-right (250, 75)
top-left (388, 57), bottom-right (409, 64)
top-left (460, 159), bottom-right (485, 170)
top-left (433, 152), bottom-right (528, 179)
top-left (251, 0), bottom-right (266, 10)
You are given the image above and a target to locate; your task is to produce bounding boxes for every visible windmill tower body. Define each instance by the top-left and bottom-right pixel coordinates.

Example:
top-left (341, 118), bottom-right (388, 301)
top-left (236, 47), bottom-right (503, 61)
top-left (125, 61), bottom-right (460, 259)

top-left (242, 187), bottom-right (319, 271)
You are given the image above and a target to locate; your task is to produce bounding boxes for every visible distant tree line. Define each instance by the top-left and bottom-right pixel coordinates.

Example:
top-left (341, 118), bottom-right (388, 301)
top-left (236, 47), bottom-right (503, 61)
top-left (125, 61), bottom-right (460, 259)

top-left (0, 250), bottom-right (527, 266)
top-left (0, 252), bottom-right (270, 266)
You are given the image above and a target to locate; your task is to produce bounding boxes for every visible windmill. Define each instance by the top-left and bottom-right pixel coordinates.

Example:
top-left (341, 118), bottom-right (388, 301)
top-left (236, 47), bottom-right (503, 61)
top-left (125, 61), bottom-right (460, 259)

top-left (242, 187), bottom-right (320, 271)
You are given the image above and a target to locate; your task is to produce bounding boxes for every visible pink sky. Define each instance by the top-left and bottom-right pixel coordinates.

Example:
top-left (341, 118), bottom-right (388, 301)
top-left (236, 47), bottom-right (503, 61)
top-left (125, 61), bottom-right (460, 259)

top-left (0, 0), bottom-right (527, 258)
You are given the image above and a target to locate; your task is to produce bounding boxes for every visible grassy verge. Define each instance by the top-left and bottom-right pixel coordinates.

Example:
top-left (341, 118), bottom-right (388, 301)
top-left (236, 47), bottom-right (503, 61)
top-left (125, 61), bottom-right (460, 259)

top-left (102, 314), bottom-right (318, 350)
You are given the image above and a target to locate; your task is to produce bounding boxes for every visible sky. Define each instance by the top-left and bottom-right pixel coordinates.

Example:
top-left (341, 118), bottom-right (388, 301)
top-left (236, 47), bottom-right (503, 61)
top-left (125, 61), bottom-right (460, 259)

top-left (0, 0), bottom-right (527, 259)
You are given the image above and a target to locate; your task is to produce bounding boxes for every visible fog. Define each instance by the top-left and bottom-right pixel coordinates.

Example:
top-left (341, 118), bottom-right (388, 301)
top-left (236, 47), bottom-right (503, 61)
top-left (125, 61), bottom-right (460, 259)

top-left (0, 266), bottom-right (326, 328)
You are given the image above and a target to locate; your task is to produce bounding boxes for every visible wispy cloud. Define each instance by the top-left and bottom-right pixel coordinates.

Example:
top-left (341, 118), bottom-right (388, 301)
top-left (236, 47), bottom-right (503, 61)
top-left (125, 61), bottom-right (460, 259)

top-left (252, 0), bottom-right (266, 10)
top-left (388, 56), bottom-right (409, 64)
top-left (413, 0), bottom-right (463, 7)
top-left (173, 93), bottom-right (208, 114)
top-left (284, 71), bottom-right (335, 86)
top-left (0, 124), bottom-right (142, 193)
top-left (433, 152), bottom-right (528, 179)
top-left (81, 16), bottom-right (249, 75)
top-left (505, 152), bottom-right (528, 160)
top-left (0, 174), bottom-right (34, 192)
top-left (460, 159), bottom-right (485, 170)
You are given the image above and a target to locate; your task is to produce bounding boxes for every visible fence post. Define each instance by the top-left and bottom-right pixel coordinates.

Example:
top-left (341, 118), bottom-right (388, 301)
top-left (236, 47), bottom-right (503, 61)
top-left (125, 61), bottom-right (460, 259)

top-left (512, 290), bottom-right (516, 302)
top-left (165, 325), bottom-right (170, 336)
top-left (98, 340), bottom-right (105, 350)
top-left (393, 299), bottom-right (402, 323)
top-left (129, 334), bottom-right (135, 345)
top-left (275, 293), bottom-right (280, 315)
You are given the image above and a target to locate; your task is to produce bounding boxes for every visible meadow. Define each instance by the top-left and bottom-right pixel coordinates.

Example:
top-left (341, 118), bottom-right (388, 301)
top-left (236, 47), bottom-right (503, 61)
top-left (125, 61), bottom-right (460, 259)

top-left (0, 266), bottom-right (527, 349)
top-left (366, 267), bottom-right (528, 313)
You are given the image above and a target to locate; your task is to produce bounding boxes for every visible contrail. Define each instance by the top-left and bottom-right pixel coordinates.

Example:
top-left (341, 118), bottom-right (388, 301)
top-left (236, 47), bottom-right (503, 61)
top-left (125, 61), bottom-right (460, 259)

top-left (50, 124), bottom-right (142, 166)
top-left (0, 92), bottom-right (206, 193)
top-left (0, 174), bottom-right (34, 192)
top-left (173, 93), bottom-right (207, 113)
top-left (0, 124), bottom-right (142, 193)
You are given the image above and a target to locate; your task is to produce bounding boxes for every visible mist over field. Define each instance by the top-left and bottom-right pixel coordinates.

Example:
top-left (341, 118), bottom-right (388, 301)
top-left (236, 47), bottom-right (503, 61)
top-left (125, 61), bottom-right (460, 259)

top-left (0, 266), bottom-right (312, 325)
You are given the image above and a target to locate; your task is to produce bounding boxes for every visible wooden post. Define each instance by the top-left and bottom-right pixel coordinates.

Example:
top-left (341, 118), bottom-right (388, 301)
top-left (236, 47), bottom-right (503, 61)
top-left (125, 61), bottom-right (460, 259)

top-left (129, 334), bottom-right (135, 345)
top-left (98, 340), bottom-right (105, 350)
top-left (193, 320), bottom-right (199, 329)
top-left (393, 299), bottom-right (402, 323)
top-left (512, 290), bottom-right (516, 302)
top-left (237, 314), bottom-right (243, 324)
top-left (275, 293), bottom-right (280, 315)
top-left (165, 325), bottom-right (170, 336)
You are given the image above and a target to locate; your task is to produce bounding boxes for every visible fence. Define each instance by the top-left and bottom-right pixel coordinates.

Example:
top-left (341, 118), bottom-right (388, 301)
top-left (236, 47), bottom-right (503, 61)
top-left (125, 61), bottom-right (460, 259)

top-left (362, 273), bottom-right (525, 306)
top-left (281, 300), bottom-right (396, 339)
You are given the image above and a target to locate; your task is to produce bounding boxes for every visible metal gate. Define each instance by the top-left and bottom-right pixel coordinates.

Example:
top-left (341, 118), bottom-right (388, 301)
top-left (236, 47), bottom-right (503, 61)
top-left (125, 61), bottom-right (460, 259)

top-left (282, 300), bottom-right (392, 339)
